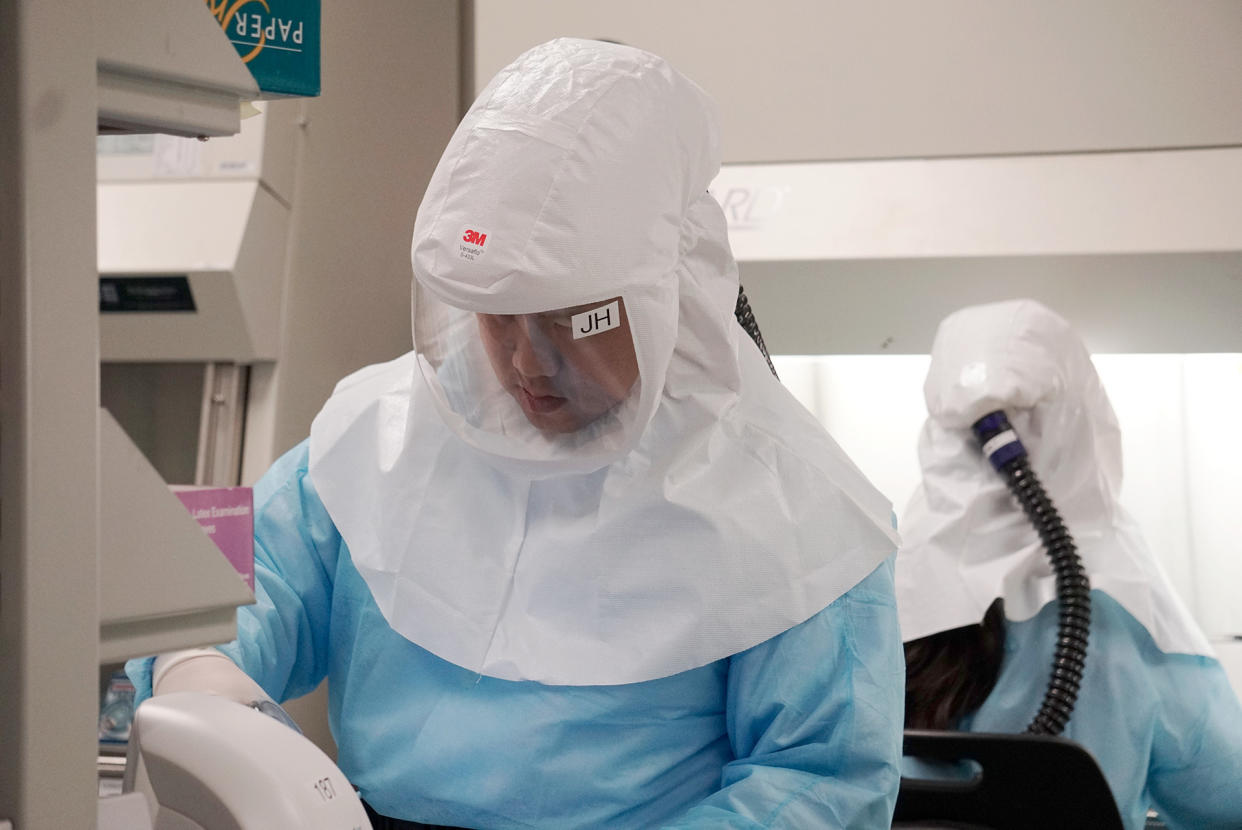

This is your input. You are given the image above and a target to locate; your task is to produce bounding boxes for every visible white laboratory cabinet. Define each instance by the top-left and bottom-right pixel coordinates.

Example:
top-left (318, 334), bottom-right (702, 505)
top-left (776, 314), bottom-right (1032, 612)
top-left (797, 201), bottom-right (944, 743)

top-left (92, 16), bottom-right (291, 669)
top-left (8, 0), bottom-right (461, 822)
top-left (97, 102), bottom-right (301, 489)
top-left (3, 0), bottom-right (264, 825)
top-left (95, 1), bottom-right (464, 795)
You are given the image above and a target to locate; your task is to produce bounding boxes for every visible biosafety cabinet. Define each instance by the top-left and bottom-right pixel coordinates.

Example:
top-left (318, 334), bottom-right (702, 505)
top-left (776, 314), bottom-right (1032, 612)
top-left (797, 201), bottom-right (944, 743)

top-left (94, 106), bottom-right (306, 693)
top-left (7, 0), bottom-right (459, 824)
top-left (3, 1), bottom-right (268, 826)
top-left (711, 151), bottom-right (1242, 653)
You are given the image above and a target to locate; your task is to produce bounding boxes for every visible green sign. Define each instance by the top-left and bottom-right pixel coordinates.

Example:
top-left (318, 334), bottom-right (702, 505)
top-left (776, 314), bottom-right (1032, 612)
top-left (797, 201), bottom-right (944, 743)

top-left (205, 0), bottom-right (320, 98)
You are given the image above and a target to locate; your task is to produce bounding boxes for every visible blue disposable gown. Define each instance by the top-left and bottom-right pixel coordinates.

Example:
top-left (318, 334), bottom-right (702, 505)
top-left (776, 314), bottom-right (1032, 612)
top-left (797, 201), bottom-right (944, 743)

top-left (955, 591), bottom-right (1242, 829)
top-left (129, 441), bottom-right (905, 828)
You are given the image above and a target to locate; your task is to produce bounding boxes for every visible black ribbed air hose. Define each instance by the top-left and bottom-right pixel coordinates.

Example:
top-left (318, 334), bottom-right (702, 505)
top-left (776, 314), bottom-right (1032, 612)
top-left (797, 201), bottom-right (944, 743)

top-left (972, 411), bottom-right (1091, 736)
top-left (735, 285), bottom-right (778, 378)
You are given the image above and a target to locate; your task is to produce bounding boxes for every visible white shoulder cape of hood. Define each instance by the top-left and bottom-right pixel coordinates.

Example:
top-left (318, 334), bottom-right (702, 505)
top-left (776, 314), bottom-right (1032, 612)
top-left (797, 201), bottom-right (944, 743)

top-left (309, 342), bottom-right (899, 685)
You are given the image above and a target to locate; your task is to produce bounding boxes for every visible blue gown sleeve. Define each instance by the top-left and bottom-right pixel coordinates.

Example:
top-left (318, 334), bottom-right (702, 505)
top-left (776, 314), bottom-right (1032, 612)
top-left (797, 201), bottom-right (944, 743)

top-left (1146, 657), bottom-right (1242, 830)
top-left (124, 655), bottom-right (156, 705)
top-left (125, 440), bottom-right (339, 706)
top-left (216, 439), bottom-right (340, 703)
top-left (662, 557), bottom-right (905, 829)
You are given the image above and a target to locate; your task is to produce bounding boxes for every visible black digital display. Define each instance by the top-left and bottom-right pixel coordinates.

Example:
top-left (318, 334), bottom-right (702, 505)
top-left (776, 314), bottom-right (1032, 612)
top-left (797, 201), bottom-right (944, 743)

top-left (99, 276), bottom-right (196, 313)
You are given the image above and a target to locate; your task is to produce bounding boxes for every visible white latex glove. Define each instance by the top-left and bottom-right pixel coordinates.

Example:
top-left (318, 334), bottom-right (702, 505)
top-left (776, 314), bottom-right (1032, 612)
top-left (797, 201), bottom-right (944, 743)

top-left (152, 649), bottom-right (301, 733)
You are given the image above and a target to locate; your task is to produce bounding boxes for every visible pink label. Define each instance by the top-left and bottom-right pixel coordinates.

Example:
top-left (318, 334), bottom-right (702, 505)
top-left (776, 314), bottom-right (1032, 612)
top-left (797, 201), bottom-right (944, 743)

top-left (171, 486), bottom-right (255, 592)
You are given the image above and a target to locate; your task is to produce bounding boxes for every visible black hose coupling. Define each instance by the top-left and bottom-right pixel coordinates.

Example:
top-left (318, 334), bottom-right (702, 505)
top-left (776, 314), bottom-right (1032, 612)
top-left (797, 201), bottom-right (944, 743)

top-left (971, 411), bottom-right (1027, 471)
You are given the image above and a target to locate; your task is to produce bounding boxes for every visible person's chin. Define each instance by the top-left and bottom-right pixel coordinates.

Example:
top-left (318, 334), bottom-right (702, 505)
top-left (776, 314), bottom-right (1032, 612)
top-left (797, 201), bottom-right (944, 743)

top-left (529, 415), bottom-right (579, 434)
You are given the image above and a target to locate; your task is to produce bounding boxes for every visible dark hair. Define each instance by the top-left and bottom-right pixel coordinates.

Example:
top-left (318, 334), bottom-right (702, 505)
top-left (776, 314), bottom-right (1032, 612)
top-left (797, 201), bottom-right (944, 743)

top-left (904, 598), bottom-right (1007, 730)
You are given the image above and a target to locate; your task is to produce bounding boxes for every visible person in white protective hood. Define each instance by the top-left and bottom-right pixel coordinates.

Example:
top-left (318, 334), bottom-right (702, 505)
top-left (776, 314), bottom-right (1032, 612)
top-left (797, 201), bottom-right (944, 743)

top-left (127, 38), bottom-right (906, 829)
top-left (897, 299), bottom-right (1242, 830)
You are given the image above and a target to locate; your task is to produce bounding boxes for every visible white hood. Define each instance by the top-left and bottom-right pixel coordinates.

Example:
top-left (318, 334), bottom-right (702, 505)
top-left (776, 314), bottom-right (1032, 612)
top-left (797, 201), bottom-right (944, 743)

top-left (896, 299), bottom-right (1212, 657)
top-left (406, 36), bottom-right (716, 477)
top-left (308, 38), bottom-right (899, 685)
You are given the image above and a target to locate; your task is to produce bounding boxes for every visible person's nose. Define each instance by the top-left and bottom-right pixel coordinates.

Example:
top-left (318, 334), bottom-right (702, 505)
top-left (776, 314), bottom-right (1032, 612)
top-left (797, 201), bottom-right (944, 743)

top-left (512, 317), bottom-right (559, 378)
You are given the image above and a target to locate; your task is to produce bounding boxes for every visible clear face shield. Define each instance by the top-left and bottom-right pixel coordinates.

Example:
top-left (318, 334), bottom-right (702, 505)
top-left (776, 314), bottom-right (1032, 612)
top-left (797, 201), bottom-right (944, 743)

top-left (415, 289), bottom-right (645, 464)
top-left (475, 299), bottom-right (638, 434)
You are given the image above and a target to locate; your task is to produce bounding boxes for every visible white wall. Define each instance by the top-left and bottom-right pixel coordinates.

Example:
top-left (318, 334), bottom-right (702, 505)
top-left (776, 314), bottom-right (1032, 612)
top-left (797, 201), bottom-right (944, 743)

top-left (471, 0), bottom-right (1242, 162)
top-left (256, 0), bottom-right (463, 469)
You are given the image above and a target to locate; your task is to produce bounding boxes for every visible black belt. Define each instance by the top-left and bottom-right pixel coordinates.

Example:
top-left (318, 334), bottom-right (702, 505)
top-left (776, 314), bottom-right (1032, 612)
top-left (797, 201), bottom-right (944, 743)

top-left (362, 799), bottom-right (473, 830)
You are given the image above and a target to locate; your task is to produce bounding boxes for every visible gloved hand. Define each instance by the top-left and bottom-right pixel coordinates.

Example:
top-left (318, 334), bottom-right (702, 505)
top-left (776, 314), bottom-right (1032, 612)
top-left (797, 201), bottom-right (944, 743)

top-left (152, 649), bottom-right (302, 733)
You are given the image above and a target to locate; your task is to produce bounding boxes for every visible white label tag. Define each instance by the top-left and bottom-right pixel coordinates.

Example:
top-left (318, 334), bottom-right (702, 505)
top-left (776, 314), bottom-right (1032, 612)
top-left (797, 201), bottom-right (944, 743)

top-left (981, 429), bottom-right (1018, 458)
top-left (457, 227), bottom-right (490, 261)
top-left (571, 300), bottom-right (621, 340)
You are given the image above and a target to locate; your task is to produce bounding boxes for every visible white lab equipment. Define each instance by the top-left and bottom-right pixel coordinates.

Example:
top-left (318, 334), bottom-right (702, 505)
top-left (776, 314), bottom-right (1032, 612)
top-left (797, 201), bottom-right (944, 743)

top-left (124, 692), bottom-right (371, 830)
top-left (98, 792), bottom-right (155, 830)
